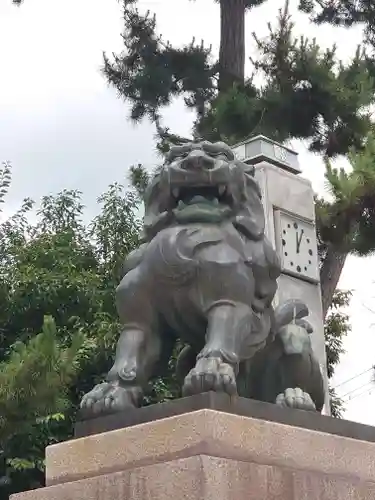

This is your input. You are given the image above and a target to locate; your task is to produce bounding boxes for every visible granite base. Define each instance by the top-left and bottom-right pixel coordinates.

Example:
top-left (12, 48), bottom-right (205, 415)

top-left (10, 395), bottom-right (375, 500)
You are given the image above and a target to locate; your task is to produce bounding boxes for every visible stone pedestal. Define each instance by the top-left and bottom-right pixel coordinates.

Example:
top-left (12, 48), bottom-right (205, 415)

top-left (10, 394), bottom-right (375, 500)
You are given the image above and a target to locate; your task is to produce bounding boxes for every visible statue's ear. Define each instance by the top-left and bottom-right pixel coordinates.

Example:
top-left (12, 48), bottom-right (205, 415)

top-left (142, 172), bottom-right (173, 241)
top-left (234, 168), bottom-right (265, 240)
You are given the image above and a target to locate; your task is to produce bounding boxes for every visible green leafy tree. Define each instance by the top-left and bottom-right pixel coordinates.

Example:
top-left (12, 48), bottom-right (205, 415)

top-left (0, 163), bottom-right (83, 440)
top-left (324, 290), bottom-right (351, 418)
top-left (0, 162), bottom-right (144, 498)
top-left (0, 164), bottom-right (86, 497)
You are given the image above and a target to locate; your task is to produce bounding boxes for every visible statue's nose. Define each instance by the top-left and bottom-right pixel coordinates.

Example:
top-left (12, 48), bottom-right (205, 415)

top-left (180, 151), bottom-right (214, 170)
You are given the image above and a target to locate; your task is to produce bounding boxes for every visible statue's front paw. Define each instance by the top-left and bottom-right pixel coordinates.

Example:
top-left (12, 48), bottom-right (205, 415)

top-left (275, 387), bottom-right (316, 411)
top-left (79, 381), bottom-right (142, 418)
top-left (182, 357), bottom-right (237, 397)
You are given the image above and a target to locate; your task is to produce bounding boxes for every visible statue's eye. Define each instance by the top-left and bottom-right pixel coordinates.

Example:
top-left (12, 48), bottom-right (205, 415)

top-left (173, 152), bottom-right (188, 160)
top-left (168, 153), bottom-right (185, 163)
top-left (212, 153), bottom-right (230, 161)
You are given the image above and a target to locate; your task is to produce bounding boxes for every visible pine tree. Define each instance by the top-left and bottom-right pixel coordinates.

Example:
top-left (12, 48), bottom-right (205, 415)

top-left (104, 0), bottom-right (374, 157)
top-left (216, 0), bottom-right (267, 91)
top-left (0, 316), bottom-right (82, 445)
top-left (316, 132), bottom-right (375, 317)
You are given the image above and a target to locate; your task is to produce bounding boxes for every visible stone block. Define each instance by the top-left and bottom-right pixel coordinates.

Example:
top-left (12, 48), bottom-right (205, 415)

top-left (47, 408), bottom-right (375, 487)
top-left (11, 456), bottom-right (375, 500)
top-left (10, 400), bottom-right (375, 500)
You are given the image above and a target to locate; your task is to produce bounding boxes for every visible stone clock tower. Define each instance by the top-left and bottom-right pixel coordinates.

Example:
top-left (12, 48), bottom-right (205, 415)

top-left (232, 135), bottom-right (330, 414)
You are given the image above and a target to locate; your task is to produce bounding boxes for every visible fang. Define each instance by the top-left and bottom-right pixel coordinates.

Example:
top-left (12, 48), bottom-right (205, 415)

top-left (218, 185), bottom-right (226, 196)
top-left (172, 188), bottom-right (180, 198)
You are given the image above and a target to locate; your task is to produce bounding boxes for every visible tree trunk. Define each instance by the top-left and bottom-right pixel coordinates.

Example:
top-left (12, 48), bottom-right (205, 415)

top-left (218, 0), bottom-right (246, 92)
top-left (320, 246), bottom-right (348, 319)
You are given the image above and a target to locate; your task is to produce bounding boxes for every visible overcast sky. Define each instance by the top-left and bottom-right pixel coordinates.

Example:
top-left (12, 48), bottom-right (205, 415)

top-left (1, 0), bottom-right (374, 424)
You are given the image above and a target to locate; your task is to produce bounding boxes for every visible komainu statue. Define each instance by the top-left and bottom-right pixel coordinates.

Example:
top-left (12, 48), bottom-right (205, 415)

top-left (80, 140), bottom-right (325, 417)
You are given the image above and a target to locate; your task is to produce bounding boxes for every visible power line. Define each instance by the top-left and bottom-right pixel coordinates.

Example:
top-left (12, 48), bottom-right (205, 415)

top-left (343, 386), bottom-right (374, 403)
top-left (332, 365), bottom-right (375, 390)
top-left (340, 381), bottom-right (373, 400)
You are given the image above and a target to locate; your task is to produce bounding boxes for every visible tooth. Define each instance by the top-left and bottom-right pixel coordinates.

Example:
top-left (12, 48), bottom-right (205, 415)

top-left (218, 185), bottom-right (226, 195)
top-left (178, 200), bottom-right (185, 209)
top-left (172, 187), bottom-right (180, 198)
top-left (213, 198), bottom-right (219, 205)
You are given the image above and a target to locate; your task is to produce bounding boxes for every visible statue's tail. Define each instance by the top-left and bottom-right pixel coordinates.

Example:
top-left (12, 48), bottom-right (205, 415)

top-left (273, 299), bottom-right (313, 334)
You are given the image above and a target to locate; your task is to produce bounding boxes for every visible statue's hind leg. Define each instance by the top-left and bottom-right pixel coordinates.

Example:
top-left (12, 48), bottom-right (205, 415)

top-left (247, 323), bottom-right (325, 412)
top-left (80, 268), bottom-right (162, 417)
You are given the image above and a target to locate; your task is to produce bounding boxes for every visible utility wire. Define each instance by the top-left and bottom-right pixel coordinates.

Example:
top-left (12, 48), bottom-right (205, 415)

top-left (343, 386), bottom-right (374, 403)
top-left (340, 381), bottom-right (373, 400)
top-left (332, 365), bottom-right (375, 390)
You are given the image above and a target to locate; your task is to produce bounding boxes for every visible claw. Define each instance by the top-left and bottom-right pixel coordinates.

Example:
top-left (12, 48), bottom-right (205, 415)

top-left (79, 382), bottom-right (141, 418)
top-left (275, 387), bottom-right (316, 411)
top-left (103, 397), bottom-right (113, 409)
top-left (182, 357), bottom-right (237, 397)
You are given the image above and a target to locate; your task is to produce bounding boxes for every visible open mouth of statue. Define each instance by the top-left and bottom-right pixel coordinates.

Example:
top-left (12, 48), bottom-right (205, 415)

top-left (171, 185), bottom-right (231, 210)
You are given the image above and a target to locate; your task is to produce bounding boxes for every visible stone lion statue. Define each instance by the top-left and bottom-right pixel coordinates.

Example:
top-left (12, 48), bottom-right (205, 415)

top-left (80, 140), bottom-right (325, 417)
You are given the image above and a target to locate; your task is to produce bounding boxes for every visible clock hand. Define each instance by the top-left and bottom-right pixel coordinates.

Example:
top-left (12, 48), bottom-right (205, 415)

top-left (296, 229), bottom-right (304, 253)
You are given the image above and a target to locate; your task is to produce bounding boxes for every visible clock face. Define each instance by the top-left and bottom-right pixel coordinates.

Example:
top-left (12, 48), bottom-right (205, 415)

top-left (275, 211), bottom-right (319, 283)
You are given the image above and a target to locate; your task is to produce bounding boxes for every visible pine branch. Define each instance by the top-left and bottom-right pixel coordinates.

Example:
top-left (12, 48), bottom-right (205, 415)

top-left (0, 316), bottom-right (83, 446)
top-left (128, 164), bottom-right (150, 199)
top-left (298, 0), bottom-right (375, 47)
top-left (194, 3), bottom-right (374, 155)
top-left (154, 117), bottom-right (193, 156)
top-left (319, 132), bottom-right (375, 253)
top-left (103, 1), bottom-right (216, 124)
